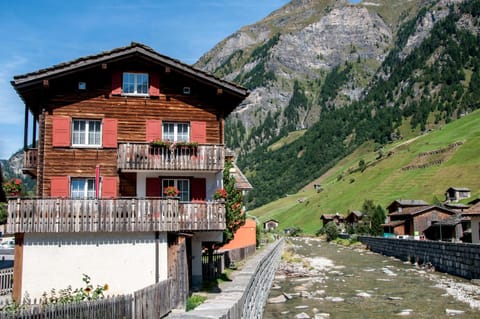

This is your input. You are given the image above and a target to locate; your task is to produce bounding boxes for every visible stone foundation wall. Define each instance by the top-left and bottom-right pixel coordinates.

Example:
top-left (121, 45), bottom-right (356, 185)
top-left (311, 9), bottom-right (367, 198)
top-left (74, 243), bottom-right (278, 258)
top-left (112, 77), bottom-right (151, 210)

top-left (168, 238), bottom-right (284, 319)
top-left (359, 236), bottom-right (480, 279)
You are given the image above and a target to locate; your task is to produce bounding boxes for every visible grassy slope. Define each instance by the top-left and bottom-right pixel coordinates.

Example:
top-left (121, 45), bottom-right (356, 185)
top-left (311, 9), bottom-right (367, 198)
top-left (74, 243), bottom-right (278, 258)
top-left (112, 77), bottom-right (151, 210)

top-left (249, 110), bottom-right (480, 235)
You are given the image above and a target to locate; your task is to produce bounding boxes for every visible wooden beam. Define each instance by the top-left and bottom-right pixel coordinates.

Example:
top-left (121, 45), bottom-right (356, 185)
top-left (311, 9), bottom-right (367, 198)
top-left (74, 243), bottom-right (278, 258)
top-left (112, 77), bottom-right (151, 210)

top-left (165, 67), bottom-right (171, 74)
top-left (101, 63), bottom-right (107, 70)
top-left (42, 79), bottom-right (49, 88)
top-left (216, 88), bottom-right (223, 96)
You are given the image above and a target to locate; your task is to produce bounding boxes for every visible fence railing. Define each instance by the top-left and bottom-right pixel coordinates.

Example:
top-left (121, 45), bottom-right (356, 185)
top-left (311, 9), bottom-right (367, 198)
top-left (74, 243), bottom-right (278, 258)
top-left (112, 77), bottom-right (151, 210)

top-left (7, 198), bottom-right (226, 234)
top-left (118, 143), bottom-right (225, 171)
top-left (22, 149), bottom-right (37, 176)
top-left (0, 268), bottom-right (13, 296)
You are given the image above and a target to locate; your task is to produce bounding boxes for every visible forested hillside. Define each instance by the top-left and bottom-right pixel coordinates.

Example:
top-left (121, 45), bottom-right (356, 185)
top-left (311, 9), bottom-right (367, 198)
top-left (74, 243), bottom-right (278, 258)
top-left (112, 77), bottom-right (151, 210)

top-left (198, 0), bottom-right (480, 209)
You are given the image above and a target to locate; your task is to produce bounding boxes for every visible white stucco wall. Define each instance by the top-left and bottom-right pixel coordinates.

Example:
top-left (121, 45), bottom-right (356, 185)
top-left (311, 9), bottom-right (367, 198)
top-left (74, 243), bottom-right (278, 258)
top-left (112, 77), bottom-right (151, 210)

top-left (21, 232), bottom-right (168, 300)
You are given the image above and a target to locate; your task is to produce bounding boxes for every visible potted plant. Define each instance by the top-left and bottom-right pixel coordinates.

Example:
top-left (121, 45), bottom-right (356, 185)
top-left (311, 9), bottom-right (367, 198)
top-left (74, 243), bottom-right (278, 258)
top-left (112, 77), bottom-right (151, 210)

top-left (3, 178), bottom-right (22, 197)
top-left (164, 186), bottom-right (180, 198)
top-left (213, 188), bottom-right (227, 201)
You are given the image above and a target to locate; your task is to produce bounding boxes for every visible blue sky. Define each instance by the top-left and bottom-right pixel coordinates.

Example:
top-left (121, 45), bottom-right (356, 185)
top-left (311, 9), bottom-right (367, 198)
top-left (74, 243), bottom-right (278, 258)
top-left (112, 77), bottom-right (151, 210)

top-left (0, 0), bottom-right (362, 160)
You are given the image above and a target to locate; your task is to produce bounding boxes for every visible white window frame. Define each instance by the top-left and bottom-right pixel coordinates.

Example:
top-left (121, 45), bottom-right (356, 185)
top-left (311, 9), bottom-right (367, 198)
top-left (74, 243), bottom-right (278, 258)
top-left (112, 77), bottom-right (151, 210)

top-left (122, 72), bottom-right (149, 96)
top-left (71, 178), bottom-right (96, 199)
top-left (72, 119), bottom-right (102, 147)
top-left (162, 179), bottom-right (190, 202)
top-left (162, 122), bottom-right (190, 142)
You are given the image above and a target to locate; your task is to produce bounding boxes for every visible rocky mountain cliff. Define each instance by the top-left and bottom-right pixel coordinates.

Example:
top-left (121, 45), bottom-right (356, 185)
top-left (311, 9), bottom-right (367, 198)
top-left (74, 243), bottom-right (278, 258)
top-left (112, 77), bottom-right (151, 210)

top-left (196, 0), bottom-right (480, 208)
top-left (195, 0), bottom-right (437, 150)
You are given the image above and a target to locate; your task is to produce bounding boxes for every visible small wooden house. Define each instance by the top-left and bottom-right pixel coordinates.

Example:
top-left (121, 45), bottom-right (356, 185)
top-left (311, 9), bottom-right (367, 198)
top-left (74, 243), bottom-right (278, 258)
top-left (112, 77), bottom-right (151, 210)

top-left (383, 201), bottom-right (457, 239)
top-left (345, 211), bottom-right (363, 227)
top-left (263, 219), bottom-right (279, 231)
top-left (320, 213), bottom-right (344, 226)
top-left (445, 187), bottom-right (471, 202)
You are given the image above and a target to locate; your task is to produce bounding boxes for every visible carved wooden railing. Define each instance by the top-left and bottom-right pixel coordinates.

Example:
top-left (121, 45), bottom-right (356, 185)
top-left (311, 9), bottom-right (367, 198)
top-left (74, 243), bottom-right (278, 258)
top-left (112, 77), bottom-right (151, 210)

top-left (117, 143), bottom-right (225, 171)
top-left (7, 198), bottom-right (226, 234)
top-left (23, 148), bottom-right (38, 176)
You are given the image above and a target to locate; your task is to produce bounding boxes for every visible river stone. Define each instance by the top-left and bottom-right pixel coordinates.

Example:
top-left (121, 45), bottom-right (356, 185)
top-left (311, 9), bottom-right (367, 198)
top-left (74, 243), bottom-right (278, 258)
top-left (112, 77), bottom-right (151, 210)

top-left (295, 312), bottom-right (310, 319)
top-left (283, 292), bottom-right (293, 300)
top-left (300, 291), bottom-right (312, 298)
top-left (356, 292), bottom-right (372, 298)
top-left (325, 296), bottom-right (344, 302)
top-left (445, 309), bottom-right (465, 315)
top-left (268, 294), bottom-right (287, 304)
top-left (295, 305), bottom-right (309, 309)
top-left (396, 309), bottom-right (413, 316)
top-left (314, 314), bottom-right (330, 319)
top-left (387, 296), bottom-right (403, 300)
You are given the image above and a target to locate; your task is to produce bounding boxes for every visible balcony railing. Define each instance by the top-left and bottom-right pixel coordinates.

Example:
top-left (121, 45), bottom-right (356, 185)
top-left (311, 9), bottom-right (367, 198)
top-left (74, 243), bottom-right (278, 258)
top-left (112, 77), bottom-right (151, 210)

top-left (118, 143), bottom-right (225, 171)
top-left (23, 148), bottom-right (38, 176)
top-left (6, 198), bottom-right (226, 234)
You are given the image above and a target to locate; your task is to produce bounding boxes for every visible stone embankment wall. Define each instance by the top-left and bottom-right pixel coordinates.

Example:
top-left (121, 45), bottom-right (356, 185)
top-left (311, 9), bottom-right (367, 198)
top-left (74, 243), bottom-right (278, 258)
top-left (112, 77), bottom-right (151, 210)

top-left (359, 236), bottom-right (480, 279)
top-left (169, 238), bottom-right (284, 319)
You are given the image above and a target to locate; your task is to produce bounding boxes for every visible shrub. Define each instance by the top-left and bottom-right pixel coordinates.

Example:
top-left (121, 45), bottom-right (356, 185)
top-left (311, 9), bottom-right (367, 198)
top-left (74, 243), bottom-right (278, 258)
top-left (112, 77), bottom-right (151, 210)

top-left (186, 294), bottom-right (207, 311)
top-left (324, 221), bottom-right (339, 242)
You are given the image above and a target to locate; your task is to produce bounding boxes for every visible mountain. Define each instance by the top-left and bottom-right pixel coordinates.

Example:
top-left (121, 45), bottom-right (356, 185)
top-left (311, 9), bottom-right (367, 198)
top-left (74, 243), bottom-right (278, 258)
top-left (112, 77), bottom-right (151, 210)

top-left (250, 109), bottom-right (480, 235)
top-left (1, 150), bottom-right (36, 196)
top-left (195, 0), bottom-right (480, 208)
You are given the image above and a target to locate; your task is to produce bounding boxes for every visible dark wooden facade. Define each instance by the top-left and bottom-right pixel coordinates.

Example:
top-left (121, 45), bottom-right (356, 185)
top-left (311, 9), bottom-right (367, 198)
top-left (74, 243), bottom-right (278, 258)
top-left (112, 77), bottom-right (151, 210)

top-left (12, 43), bottom-right (248, 201)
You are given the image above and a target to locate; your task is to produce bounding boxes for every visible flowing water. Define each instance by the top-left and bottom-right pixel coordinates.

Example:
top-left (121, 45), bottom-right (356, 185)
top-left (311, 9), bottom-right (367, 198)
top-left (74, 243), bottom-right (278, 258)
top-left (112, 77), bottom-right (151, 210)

top-left (263, 237), bottom-right (480, 319)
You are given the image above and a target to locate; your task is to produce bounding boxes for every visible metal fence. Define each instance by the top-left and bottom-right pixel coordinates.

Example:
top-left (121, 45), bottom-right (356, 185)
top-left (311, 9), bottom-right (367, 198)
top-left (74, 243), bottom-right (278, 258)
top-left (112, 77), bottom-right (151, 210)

top-left (0, 269), bottom-right (13, 296)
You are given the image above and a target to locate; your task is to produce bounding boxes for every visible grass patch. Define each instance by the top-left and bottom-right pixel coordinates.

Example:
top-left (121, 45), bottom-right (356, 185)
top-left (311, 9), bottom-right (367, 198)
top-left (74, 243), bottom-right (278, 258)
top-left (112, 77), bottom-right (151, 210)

top-left (186, 294), bottom-right (207, 311)
top-left (251, 110), bottom-right (480, 235)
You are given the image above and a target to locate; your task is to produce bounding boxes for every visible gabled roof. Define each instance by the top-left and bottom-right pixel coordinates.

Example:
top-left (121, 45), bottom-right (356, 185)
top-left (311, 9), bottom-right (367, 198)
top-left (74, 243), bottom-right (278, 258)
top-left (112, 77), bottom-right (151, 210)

top-left (230, 163), bottom-right (253, 191)
top-left (387, 199), bottom-right (429, 211)
top-left (446, 187), bottom-right (471, 192)
top-left (12, 42), bottom-right (248, 97)
top-left (263, 219), bottom-right (279, 224)
top-left (347, 211), bottom-right (363, 218)
top-left (388, 205), bottom-right (457, 217)
top-left (463, 202), bottom-right (480, 217)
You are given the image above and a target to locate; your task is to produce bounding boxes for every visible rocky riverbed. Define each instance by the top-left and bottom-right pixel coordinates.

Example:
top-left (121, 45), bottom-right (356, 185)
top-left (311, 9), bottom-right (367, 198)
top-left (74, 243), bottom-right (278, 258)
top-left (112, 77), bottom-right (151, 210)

top-left (263, 237), bottom-right (480, 319)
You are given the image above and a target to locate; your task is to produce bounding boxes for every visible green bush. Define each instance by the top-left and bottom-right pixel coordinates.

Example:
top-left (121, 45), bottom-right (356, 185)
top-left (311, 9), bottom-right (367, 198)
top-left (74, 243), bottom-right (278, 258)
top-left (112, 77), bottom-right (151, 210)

top-left (324, 221), bottom-right (339, 242)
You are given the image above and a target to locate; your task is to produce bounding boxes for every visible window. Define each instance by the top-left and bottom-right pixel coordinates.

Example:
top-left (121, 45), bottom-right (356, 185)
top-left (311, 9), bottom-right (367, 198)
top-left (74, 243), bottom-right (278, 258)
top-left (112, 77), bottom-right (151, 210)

top-left (71, 178), bottom-right (96, 198)
top-left (72, 119), bottom-right (101, 146)
top-left (123, 72), bottom-right (149, 95)
top-left (163, 122), bottom-right (189, 142)
top-left (162, 179), bottom-right (190, 202)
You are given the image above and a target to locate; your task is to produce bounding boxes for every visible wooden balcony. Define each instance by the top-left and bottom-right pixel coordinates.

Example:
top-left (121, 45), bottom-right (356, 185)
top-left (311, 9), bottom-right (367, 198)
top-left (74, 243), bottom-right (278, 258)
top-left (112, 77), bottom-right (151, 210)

top-left (6, 198), bottom-right (226, 234)
top-left (117, 143), bottom-right (225, 171)
top-left (22, 148), bottom-right (38, 177)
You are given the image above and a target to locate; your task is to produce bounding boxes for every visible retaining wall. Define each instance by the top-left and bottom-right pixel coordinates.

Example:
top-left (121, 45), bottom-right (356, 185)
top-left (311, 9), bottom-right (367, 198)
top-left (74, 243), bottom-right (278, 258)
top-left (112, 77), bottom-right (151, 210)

top-left (168, 238), bottom-right (284, 319)
top-left (359, 236), bottom-right (480, 279)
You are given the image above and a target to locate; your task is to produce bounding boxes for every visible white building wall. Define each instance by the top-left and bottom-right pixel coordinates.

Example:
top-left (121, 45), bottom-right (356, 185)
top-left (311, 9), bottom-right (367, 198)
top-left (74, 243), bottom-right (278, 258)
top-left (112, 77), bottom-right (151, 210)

top-left (21, 232), bottom-right (168, 300)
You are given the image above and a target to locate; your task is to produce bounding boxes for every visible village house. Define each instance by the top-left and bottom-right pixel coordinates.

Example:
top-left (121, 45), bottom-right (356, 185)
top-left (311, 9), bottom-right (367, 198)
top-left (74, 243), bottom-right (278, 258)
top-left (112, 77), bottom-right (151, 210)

top-left (8, 42), bottom-right (249, 301)
top-left (263, 219), bottom-right (279, 231)
top-left (460, 201), bottom-right (480, 243)
top-left (345, 210), bottom-right (363, 228)
top-left (320, 213), bottom-right (344, 226)
top-left (383, 199), bottom-right (459, 240)
top-left (445, 187), bottom-right (471, 202)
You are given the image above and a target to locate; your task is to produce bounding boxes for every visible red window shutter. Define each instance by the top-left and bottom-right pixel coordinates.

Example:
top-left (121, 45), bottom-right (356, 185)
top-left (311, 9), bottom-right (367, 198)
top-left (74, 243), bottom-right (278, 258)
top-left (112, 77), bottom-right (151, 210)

top-left (50, 176), bottom-right (69, 198)
top-left (111, 71), bottom-right (122, 95)
top-left (146, 178), bottom-right (161, 197)
top-left (102, 177), bottom-right (118, 198)
top-left (191, 121), bottom-right (206, 144)
top-left (52, 116), bottom-right (71, 147)
top-left (149, 73), bottom-right (160, 97)
top-left (102, 118), bottom-right (118, 148)
top-left (191, 178), bottom-right (206, 202)
top-left (146, 120), bottom-right (162, 142)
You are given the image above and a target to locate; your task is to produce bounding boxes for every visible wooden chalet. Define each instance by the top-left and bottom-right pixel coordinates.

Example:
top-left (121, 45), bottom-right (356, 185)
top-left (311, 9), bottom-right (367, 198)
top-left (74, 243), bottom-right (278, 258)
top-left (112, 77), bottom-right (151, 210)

top-left (461, 201), bottom-right (480, 243)
top-left (320, 213), bottom-right (344, 226)
top-left (383, 201), bottom-right (458, 239)
top-left (345, 210), bottom-right (363, 227)
top-left (445, 187), bottom-right (471, 202)
top-left (8, 42), bottom-right (249, 300)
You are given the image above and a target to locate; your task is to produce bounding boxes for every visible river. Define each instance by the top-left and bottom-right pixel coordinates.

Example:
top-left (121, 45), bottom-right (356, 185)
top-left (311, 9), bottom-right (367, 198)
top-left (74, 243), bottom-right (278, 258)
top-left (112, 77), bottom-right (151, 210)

top-left (263, 237), bottom-right (480, 319)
